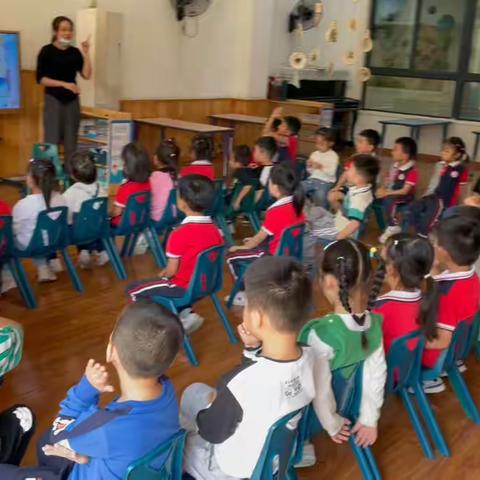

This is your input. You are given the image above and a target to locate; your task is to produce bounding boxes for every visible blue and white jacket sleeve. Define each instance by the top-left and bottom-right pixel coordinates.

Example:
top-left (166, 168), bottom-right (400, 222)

top-left (58, 375), bottom-right (100, 418)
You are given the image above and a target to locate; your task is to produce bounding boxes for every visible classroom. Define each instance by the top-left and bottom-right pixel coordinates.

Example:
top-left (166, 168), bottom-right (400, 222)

top-left (1, 0), bottom-right (480, 479)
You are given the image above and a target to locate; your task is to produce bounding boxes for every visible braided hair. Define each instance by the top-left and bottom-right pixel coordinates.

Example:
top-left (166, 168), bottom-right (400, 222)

top-left (322, 239), bottom-right (386, 349)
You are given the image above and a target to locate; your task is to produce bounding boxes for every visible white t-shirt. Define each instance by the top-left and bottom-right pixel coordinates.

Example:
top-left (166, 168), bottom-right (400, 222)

top-left (12, 193), bottom-right (66, 249)
top-left (63, 182), bottom-right (107, 223)
top-left (259, 165), bottom-right (273, 187)
top-left (307, 149), bottom-right (339, 183)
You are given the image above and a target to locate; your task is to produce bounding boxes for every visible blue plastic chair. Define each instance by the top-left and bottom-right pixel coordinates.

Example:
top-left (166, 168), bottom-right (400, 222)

top-left (152, 245), bottom-right (237, 366)
top-left (250, 408), bottom-right (305, 480)
top-left (251, 187), bottom-right (274, 232)
top-left (386, 331), bottom-right (449, 459)
top-left (32, 143), bottom-right (70, 189)
top-left (422, 316), bottom-right (480, 424)
top-left (111, 192), bottom-right (159, 271)
top-left (124, 430), bottom-right (186, 480)
top-left (16, 206), bottom-right (83, 293)
top-left (225, 181), bottom-right (261, 237)
top-left (226, 223), bottom-right (305, 309)
top-left (148, 189), bottom-right (183, 268)
top-left (70, 197), bottom-right (127, 280)
top-left (0, 215), bottom-right (37, 308)
top-left (208, 179), bottom-right (235, 247)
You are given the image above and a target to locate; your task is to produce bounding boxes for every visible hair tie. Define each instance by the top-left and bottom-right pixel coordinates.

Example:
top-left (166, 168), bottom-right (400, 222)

top-left (424, 273), bottom-right (431, 279)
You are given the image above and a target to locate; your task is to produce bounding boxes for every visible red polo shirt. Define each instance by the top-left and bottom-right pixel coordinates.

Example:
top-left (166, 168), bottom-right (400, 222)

top-left (179, 161), bottom-right (215, 180)
top-left (112, 180), bottom-right (151, 226)
top-left (0, 201), bottom-right (12, 216)
top-left (166, 216), bottom-right (223, 288)
top-left (262, 196), bottom-right (305, 254)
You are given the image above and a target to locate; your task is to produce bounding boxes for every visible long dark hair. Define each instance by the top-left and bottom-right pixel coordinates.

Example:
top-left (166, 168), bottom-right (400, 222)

top-left (269, 163), bottom-right (305, 216)
top-left (28, 159), bottom-right (57, 208)
top-left (51, 16), bottom-right (74, 43)
top-left (191, 135), bottom-right (214, 162)
top-left (155, 138), bottom-right (180, 181)
top-left (322, 239), bottom-right (386, 349)
top-left (122, 143), bottom-right (152, 183)
top-left (384, 234), bottom-right (438, 341)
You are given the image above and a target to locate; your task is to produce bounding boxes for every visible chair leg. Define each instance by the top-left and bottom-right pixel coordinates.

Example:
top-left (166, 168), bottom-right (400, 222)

top-left (247, 213), bottom-right (261, 233)
top-left (363, 447), bottom-right (382, 480)
top-left (226, 277), bottom-right (243, 309)
top-left (349, 437), bottom-right (375, 480)
top-left (399, 389), bottom-right (435, 459)
top-left (102, 238), bottom-right (127, 280)
top-left (61, 249), bottom-right (84, 293)
top-left (373, 204), bottom-right (386, 231)
top-left (127, 233), bottom-right (140, 257)
top-left (447, 367), bottom-right (480, 424)
top-left (146, 228), bottom-right (166, 268)
top-left (215, 215), bottom-right (234, 247)
top-left (120, 235), bottom-right (132, 258)
top-left (8, 259), bottom-right (37, 309)
top-left (211, 294), bottom-right (238, 344)
top-left (413, 382), bottom-right (450, 457)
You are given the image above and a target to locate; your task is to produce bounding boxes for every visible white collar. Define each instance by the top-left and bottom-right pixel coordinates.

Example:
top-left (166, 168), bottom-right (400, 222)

top-left (181, 215), bottom-right (212, 224)
top-left (349, 184), bottom-right (372, 194)
top-left (433, 267), bottom-right (476, 281)
top-left (337, 312), bottom-right (372, 331)
top-left (377, 289), bottom-right (422, 302)
top-left (267, 195), bottom-right (293, 210)
top-left (446, 161), bottom-right (461, 168)
top-left (191, 160), bottom-right (212, 165)
top-left (394, 160), bottom-right (415, 171)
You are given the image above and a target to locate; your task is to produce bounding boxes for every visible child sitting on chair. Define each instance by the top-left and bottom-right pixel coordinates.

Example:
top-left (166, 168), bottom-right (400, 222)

top-left (127, 174), bottom-right (223, 333)
top-left (63, 151), bottom-right (109, 269)
top-left (302, 127), bottom-right (339, 209)
top-left (376, 137), bottom-right (418, 243)
top-left (420, 214), bottom-right (480, 394)
top-left (111, 143), bottom-right (151, 227)
top-left (179, 135), bottom-right (215, 180)
top-left (254, 136), bottom-right (278, 191)
top-left (226, 163), bottom-right (305, 307)
top-left (12, 159), bottom-right (66, 283)
top-left (181, 256), bottom-right (346, 480)
top-left (0, 300), bottom-right (183, 480)
top-left (263, 107), bottom-right (302, 163)
top-left (150, 139), bottom-right (179, 222)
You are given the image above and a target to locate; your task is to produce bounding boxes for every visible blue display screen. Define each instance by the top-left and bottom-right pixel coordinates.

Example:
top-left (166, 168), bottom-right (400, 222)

top-left (0, 32), bottom-right (21, 110)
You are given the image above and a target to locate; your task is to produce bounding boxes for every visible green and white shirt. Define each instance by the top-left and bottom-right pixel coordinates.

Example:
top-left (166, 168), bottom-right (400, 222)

top-left (299, 312), bottom-right (386, 428)
top-left (335, 185), bottom-right (373, 233)
top-left (0, 325), bottom-right (23, 376)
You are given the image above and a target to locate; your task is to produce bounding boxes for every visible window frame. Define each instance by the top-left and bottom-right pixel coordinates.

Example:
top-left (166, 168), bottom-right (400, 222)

top-left (363, 0), bottom-right (480, 119)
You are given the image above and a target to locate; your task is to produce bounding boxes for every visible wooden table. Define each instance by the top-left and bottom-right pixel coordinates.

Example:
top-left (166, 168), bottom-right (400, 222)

top-left (135, 117), bottom-right (234, 177)
top-left (209, 112), bottom-right (322, 128)
top-left (379, 118), bottom-right (451, 148)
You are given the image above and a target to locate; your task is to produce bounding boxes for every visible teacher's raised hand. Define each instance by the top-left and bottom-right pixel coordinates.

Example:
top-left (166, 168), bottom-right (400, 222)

top-left (80, 35), bottom-right (91, 55)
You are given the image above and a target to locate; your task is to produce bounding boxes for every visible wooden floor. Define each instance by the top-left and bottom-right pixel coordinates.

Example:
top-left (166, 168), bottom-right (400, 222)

top-left (1, 181), bottom-right (480, 479)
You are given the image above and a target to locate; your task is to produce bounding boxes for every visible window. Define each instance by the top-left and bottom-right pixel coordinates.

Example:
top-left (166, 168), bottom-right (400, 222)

top-left (364, 0), bottom-right (480, 120)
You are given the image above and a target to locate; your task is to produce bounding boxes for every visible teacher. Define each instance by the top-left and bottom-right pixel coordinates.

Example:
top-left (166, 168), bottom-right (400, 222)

top-left (36, 16), bottom-right (92, 173)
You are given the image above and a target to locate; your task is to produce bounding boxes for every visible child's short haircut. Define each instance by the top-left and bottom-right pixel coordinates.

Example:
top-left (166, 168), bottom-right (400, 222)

top-left (284, 116), bottom-right (302, 135)
top-left (244, 256), bottom-right (312, 333)
top-left (271, 118), bottom-right (282, 132)
top-left (122, 143), bottom-right (152, 183)
top-left (111, 300), bottom-right (183, 378)
top-left (395, 137), bottom-right (417, 159)
top-left (352, 154), bottom-right (380, 185)
top-left (433, 215), bottom-right (480, 266)
top-left (178, 174), bottom-right (215, 213)
top-left (191, 135), bottom-right (214, 161)
top-left (70, 151), bottom-right (97, 184)
top-left (315, 127), bottom-right (336, 144)
top-left (359, 129), bottom-right (381, 149)
top-left (255, 136), bottom-right (278, 159)
top-left (234, 145), bottom-right (252, 167)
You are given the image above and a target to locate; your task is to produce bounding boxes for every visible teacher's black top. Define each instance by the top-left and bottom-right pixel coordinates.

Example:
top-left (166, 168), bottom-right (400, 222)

top-left (36, 44), bottom-right (84, 103)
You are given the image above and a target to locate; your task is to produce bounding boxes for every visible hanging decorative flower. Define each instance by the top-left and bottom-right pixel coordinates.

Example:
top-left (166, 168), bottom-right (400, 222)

top-left (343, 50), bottom-right (356, 65)
top-left (325, 21), bottom-right (338, 43)
top-left (289, 51), bottom-right (308, 70)
top-left (308, 48), bottom-right (321, 65)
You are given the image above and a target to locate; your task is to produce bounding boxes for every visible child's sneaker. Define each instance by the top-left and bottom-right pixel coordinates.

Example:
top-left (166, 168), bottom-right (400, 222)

top-left (422, 378), bottom-right (446, 394)
top-left (78, 250), bottom-right (92, 270)
top-left (48, 258), bottom-right (63, 273)
top-left (224, 292), bottom-right (246, 307)
top-left (440, 361), bottom-right (467, 377)
top-left (133, 234), bottom-right (149, 256)
top-left (1, 268), bottom-right (17, 294)
top-left (379, 225), bottom-right (402, 244)
top-left (294, 441), bottom-right (317, 468)
top-left (37, 264), bottom-right (57, 283)
top-left (179, 308), bottom-right (205, 335)
top-left (95, 251), bottom-right (110, 267)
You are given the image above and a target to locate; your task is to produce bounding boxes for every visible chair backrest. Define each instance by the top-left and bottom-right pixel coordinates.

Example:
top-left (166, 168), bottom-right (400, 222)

top-left (24, 207), bottom-right (69, 256)
top-left (116, 192), bottom-right (151, 236)
top-left (185, 245), bottom-right (225, 304)
top-left (207, 179), bottom-right (226, 217)
top-left (256, 186), bottom-right (274, 212)
top-left (250, 408), bottom-right (304, 480)
top-left (0, 215), bottom-right (14, 259)
top-left (467, 311), bottom-right (480, 356)
top-left (124, 430), bottom-right (186, 480)
top-left (32, 143), bottom-right (63, 178)
top-left (151, 189), bottom-right (179, 232)
top-left (71, 197), bottom-right (109, 245)
top-left (331, 362), bottom-right (364, 421)
top-left (444, 316), bottom-right (476, 369)
top-left (275, 223), bottom-right (305, 260)
top-left (226, 181), bottom-right (257, 216)
top-left (386, 330), bottom-right (424, 393)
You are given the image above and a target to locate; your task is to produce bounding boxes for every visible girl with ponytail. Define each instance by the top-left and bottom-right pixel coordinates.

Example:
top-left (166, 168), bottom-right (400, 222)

top-left (13, 159), bottom-right (65, 282)
top-left (299, 239), bottom-right (386, 448)
top-left (226, 163), bottom-right (305, 306)
top-left (373, 233), bottom-right (438, 354)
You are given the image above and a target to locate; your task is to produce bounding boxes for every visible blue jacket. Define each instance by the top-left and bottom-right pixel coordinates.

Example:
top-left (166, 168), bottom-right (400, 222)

top-left (51, 375), bottom-right (180, 480)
